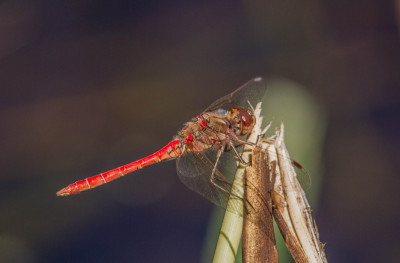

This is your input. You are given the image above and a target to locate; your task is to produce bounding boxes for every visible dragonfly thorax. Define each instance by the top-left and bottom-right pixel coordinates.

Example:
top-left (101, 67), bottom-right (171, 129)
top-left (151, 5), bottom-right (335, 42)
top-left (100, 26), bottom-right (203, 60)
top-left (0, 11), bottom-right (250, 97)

top-left (176, 106), bottom-right (255, 154)
top-left (176, 113), bottom-right (231, 152)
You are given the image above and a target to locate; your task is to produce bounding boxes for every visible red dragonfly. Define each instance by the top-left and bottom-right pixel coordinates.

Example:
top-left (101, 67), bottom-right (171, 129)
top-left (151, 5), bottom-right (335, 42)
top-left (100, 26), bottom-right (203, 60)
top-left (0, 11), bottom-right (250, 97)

top-left (57, 78), bottom-right (285, 218)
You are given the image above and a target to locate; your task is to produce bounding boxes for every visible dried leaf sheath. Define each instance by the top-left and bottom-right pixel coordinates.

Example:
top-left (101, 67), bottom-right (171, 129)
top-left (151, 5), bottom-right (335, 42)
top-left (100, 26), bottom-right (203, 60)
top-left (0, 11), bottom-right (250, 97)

top-left (264, 125), bottom-right (328, 263)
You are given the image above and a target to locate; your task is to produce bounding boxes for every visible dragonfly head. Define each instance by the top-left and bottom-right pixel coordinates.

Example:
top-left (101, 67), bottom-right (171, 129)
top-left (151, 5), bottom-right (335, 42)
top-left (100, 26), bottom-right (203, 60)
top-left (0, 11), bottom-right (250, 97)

top-left (228, 106), bottom-right (255, 136)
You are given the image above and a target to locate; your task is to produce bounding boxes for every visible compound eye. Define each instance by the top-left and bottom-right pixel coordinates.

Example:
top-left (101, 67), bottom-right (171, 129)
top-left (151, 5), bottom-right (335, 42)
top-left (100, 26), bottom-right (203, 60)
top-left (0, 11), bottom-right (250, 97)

top-left (239, 110), bottom-right (253, 127)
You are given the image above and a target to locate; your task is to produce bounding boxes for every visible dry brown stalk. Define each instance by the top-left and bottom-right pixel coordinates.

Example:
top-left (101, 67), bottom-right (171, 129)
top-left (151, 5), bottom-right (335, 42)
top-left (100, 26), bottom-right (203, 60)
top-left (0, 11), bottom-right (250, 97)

top-left (242, 146), bottom-right (278, 263)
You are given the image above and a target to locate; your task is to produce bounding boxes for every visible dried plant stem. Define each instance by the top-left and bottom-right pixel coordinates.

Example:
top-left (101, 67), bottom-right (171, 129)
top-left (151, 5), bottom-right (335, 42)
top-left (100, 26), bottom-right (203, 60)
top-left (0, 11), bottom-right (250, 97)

top-left (213, 104), bottom-right (327, 263)
top-left (242, 146), bottom-right (278, 263)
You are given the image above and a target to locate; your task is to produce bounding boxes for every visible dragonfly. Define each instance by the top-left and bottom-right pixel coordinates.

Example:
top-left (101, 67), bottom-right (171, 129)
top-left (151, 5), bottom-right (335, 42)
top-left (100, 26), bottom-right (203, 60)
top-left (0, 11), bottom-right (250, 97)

top-left (57, 77), bottom-right (306, 222)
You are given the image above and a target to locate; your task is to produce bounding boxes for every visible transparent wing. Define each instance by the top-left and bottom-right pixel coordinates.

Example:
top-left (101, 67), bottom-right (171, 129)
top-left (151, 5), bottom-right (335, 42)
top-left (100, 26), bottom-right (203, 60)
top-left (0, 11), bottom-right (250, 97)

top-left (203, 77), bottom-right (267, 113)
top-left (176, 148), bottom-right (236, 209)
top-left (176, 147), bottom-right (274, 230)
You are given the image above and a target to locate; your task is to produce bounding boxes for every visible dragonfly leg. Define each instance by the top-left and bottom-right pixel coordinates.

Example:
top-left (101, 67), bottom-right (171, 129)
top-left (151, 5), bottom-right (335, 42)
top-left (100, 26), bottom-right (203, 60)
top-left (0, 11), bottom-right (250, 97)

top-left (229, 141), bottom-right (250, 165)
top-left (209, 146), bottom-right (231, 194)
top-left (230, 132), bottom-right (257, 147)
top-left (209, 146), bottom-right (250, 213)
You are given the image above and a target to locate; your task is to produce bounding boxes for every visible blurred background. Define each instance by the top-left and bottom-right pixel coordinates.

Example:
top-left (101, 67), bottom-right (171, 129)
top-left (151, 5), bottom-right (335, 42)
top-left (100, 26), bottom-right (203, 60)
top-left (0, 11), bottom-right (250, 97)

top-left (1, 0), bottom-right (399, 262)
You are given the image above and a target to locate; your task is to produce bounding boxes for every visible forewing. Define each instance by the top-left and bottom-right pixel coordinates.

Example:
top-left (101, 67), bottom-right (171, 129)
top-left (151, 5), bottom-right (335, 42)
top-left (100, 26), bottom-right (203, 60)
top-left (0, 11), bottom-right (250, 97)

top-left (203, 77), bottom-right (267, 113)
